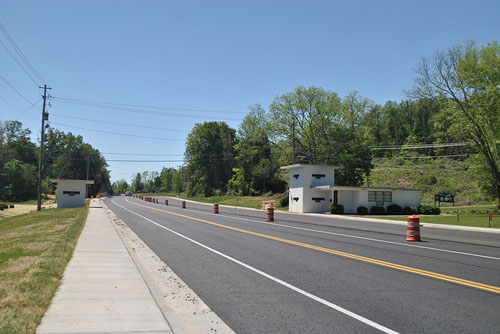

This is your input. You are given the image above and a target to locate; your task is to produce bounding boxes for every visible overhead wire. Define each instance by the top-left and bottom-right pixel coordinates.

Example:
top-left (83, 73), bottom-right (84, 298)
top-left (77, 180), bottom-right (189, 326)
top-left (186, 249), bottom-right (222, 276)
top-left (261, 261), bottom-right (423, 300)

top-left (52, 96), bottom-right (247, 114)
top-left (0, 73), bottom-right (40, 106)
top-left (51, 97), bottom-right (245, 121)
top-left (50, 114), bottom-right (190, 132)
top-left (0, 20), bottom-right (46, 85)
top-left (0, 39), bottom-right (40, 86)
top-left (50, 122), bottom-right (186, 142)
top-left (372, 143), bottom-right (468, 150)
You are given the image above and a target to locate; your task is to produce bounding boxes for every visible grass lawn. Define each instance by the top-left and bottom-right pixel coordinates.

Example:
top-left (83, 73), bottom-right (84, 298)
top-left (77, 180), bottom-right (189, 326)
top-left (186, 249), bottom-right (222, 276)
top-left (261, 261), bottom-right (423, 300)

top-left (0, 205), bottom-right (88, 333)
top-left (142, 193), bottom-right (288, 210)
top-left (367, 212), bottom-right (500, 229)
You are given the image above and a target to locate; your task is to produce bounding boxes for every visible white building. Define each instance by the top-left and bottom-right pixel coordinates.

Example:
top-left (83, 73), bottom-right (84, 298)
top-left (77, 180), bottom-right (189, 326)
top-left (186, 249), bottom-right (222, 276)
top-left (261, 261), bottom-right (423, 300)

top-left (50, 179), bottom-right (94, 208)
top-left (281, 164), bottom-right (420, 214)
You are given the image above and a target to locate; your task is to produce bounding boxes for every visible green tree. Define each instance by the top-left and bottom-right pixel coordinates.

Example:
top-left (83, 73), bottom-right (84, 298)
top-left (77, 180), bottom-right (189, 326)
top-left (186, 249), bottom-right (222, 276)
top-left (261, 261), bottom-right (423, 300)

top-left (160, 167), bottom-right (176, 192)
top-left (1, 159), bottom-right (37, 201)
top-left (270, 86), bottom-right (343, 164)
top-left (269, 87), bottom-right (373, 186)
top-left (172, 167), bottom-right (186, 194)
top-left (228, 105), bottom-right (285, 195)
top-left (185, 122), bottom-right (236, 196)
top-left (112, 179), bottom-right (129, 194)
top-left (44, 129), bottom-right (111, 196)
top-left (132, 173), bottom-right (143, 192)
top-left (412, 40), bottom-right (500, 206)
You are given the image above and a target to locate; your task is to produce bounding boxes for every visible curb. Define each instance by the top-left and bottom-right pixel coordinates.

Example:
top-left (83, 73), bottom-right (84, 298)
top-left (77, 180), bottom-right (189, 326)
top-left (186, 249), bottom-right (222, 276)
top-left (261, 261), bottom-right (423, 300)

top-left (163, 196), bottom-right (500, 234)
top-left (101, 199), bottom-right (235, 334)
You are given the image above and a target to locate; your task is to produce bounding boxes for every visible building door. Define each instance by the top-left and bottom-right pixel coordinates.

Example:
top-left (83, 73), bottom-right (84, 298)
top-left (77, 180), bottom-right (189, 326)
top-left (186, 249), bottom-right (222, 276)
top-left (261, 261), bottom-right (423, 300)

top-left (333, 190), bottom-right (338, 206)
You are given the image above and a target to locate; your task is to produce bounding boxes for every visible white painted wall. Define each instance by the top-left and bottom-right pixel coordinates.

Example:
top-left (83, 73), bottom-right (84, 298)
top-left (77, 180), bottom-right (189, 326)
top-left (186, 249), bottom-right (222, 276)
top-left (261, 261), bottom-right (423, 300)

top-left (284, 164), bottom-right (420, 214)
top-left (337, 189), bottom-right (420, 214)
top-left (286, 165), bottom-right (336, 213)
top-left (54, 180), bottom-right (88, 208)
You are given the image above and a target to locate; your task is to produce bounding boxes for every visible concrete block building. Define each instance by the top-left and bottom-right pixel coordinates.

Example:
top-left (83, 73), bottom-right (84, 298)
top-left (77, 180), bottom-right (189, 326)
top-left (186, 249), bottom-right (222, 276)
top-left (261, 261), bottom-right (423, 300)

top-left (50, 179), bottom-right (94, 208)
top-left (281, 164), bottom-right (420, 214)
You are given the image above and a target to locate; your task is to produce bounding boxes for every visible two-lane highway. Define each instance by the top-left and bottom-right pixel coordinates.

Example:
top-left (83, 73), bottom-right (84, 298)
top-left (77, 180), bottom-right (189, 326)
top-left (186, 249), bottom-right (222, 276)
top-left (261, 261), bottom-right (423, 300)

top-left (105, 196), bottom-right (500, 333)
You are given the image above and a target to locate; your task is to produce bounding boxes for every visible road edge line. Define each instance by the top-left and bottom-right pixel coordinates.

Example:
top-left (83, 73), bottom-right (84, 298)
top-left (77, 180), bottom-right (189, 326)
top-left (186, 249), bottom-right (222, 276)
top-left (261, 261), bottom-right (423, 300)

top-left (102, 199), bottom-right (235, 334)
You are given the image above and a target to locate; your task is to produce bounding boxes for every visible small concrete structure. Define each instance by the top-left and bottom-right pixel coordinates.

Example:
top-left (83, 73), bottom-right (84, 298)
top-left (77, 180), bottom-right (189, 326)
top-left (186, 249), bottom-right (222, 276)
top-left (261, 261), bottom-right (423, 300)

top-left (282, 164), bottom-right (420, 214)
top-left (50, 179), bottom-right (94, 208)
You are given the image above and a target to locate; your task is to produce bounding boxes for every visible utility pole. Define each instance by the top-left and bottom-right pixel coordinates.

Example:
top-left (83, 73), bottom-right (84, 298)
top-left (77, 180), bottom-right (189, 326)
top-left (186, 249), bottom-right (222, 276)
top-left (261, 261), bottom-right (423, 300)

top-left (37, 84), bottom-right (51, 211)
top-left (86, 155), bottom-right (90, 198)
top-left (291, 114), bottom-right (296, 165)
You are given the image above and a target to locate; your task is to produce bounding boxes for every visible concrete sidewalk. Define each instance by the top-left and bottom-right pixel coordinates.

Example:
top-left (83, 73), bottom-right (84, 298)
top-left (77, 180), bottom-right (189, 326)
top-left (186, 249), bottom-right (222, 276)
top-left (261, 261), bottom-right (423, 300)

top-left (36, 199), bottom-right (173, 334)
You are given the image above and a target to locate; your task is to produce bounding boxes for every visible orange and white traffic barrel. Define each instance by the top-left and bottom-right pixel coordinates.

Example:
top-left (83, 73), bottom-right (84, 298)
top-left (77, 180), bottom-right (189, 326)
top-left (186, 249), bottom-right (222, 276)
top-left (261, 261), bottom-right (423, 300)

top-left (165, 199), bottom-right (168, 206)
top-left (406, 214), bottom-right (421, 241)
top-left (213, 203), bottom-right (219, 214)
top-left (266, 207), bottom-right (274, 222)
top-left (181, 200), bottom-right (186, 209)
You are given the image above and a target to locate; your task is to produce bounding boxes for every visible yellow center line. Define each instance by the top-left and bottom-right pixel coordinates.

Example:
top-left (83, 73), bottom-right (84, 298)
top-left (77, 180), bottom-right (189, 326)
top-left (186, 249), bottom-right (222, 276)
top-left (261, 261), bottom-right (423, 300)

top-left (124, 197), bottom-right (500, 294)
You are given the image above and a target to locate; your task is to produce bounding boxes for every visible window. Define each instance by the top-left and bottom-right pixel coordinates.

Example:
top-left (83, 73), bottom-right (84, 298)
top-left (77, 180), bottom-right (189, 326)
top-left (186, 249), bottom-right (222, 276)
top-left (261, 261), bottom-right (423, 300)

top-left (368, 191), bottom-right (392, 206)
top-left (293, 197), bottom-right (299, 202)
top-left (293, 174), bottom-right (299, 179)
top-left (63, 191), bottom-right (81, 197)
top-left (312, 197), bottom-right (325, 202)
top-left (312, 174), bottom-right (326, 179)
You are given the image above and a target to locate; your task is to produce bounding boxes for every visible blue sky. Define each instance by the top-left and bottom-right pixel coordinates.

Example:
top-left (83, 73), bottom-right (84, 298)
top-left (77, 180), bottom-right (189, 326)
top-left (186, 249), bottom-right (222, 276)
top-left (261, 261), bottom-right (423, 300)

top-left (1, 0), bottom-right (499, 183)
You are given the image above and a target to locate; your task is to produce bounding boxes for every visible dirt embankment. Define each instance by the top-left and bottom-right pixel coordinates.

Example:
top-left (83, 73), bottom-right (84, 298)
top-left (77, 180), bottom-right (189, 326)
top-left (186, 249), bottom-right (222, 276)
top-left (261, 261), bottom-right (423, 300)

top-left (0, 202), bottom-right (56, 220)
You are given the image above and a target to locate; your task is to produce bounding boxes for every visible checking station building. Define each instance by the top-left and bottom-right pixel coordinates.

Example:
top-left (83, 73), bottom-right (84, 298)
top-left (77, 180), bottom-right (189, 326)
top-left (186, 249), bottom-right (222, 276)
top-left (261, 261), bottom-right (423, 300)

top-left (281, 164), bottom-right (420, 214)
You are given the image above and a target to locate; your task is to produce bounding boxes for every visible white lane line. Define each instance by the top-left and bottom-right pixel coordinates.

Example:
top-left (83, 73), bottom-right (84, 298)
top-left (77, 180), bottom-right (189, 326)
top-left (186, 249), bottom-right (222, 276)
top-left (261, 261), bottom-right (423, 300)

top-left (111, 199), bottom-right (399, 334)
top-left (170, 205), bottom-right (500, 261)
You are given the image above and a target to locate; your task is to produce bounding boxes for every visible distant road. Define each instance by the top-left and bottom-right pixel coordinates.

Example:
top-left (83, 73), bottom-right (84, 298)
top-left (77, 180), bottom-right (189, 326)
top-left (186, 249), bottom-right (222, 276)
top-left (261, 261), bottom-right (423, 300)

top-left (105, 196), bottom-right (500, 334)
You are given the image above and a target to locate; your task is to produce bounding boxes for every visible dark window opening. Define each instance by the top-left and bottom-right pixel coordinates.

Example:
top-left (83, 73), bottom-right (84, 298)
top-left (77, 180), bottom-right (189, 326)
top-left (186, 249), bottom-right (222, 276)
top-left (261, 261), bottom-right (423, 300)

top-left (312, 197), bottom-right (325, 202)
top-left (312, 174), bottom-right (326, 179)
top-left (293, 197), bottom-right (299, 202)
top-left (293, 174), bottom-right (299, 179)
top-left (63, 191), bottom-right (81, 197)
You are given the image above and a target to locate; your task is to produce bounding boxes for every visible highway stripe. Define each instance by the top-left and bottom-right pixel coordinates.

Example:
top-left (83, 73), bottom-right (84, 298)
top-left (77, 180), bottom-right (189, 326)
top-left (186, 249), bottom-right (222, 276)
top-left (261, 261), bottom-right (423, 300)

top-left (112, 199), bottom-right (399, 334)
top-left (160, 200), bottom-right (500, 261)
top-left (123, 197), bottom-right (500, 294)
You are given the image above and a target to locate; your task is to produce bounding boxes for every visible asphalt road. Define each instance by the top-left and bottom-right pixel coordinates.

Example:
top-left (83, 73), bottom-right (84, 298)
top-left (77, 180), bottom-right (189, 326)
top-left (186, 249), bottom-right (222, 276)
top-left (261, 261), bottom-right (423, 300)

top-left (104, 196), bottom-right (500, 334)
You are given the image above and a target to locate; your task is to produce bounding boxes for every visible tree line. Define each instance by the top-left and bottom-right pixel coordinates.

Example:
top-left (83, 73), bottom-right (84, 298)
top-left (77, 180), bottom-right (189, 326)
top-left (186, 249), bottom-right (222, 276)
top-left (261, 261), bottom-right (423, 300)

top-left (0, 122), bottom-right (111, 202)
top-left (118, 41), bottom-right (500, 207)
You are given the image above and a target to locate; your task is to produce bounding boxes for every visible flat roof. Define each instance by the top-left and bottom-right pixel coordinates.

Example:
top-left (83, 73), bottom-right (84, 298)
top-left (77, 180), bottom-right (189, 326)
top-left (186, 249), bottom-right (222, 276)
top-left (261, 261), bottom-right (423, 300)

top-left (313, 185), bottom-right (419, 192)
top-left (281, 164), bottom-right (343, 170)
top-left (50, 179), bottom-right (95, 184)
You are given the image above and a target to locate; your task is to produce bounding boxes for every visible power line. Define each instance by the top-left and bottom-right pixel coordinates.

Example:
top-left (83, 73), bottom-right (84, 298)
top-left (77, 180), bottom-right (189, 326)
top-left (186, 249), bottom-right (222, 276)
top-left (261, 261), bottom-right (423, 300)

top-left (51, 97), bottom-right (245, 121)
top-left (107, 159), bottom-right (185, 162)
top-left (50, 122), bottom-right (186, 142)
top-left (52, 96), bottom-right (247, 114)
top-left (0, 20), bottom-right (45, 84)
top-left (0, 73), bottom-right (39, 106)
top-left (372, 143), bottom-right (468, 150)
top-left (51, 114), bottom-right (190, 132)
top-left (0, 39), bottom-right (40, 85)
top-left (0, 96), bottom-right (41, 119)
top-left (103, 152), bottom-right (184, 156)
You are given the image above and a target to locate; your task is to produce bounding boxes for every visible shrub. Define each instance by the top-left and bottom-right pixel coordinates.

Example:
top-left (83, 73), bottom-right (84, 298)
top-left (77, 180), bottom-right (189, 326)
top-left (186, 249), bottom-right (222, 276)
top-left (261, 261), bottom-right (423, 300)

top-left (402, 206), bottom-right (418, 215)
top-left (280, 194), bottom-right (289, 207)
top-left (369, 206), bottom-right (385, 215)
top-left (330, 204), bottom-right (344, 214)
top-left (357, 206), bottom-right (368, 215)
top-left (419, 205), bottom-right (441, 215)
top-left (386, 204), bottom-right (402, 215)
